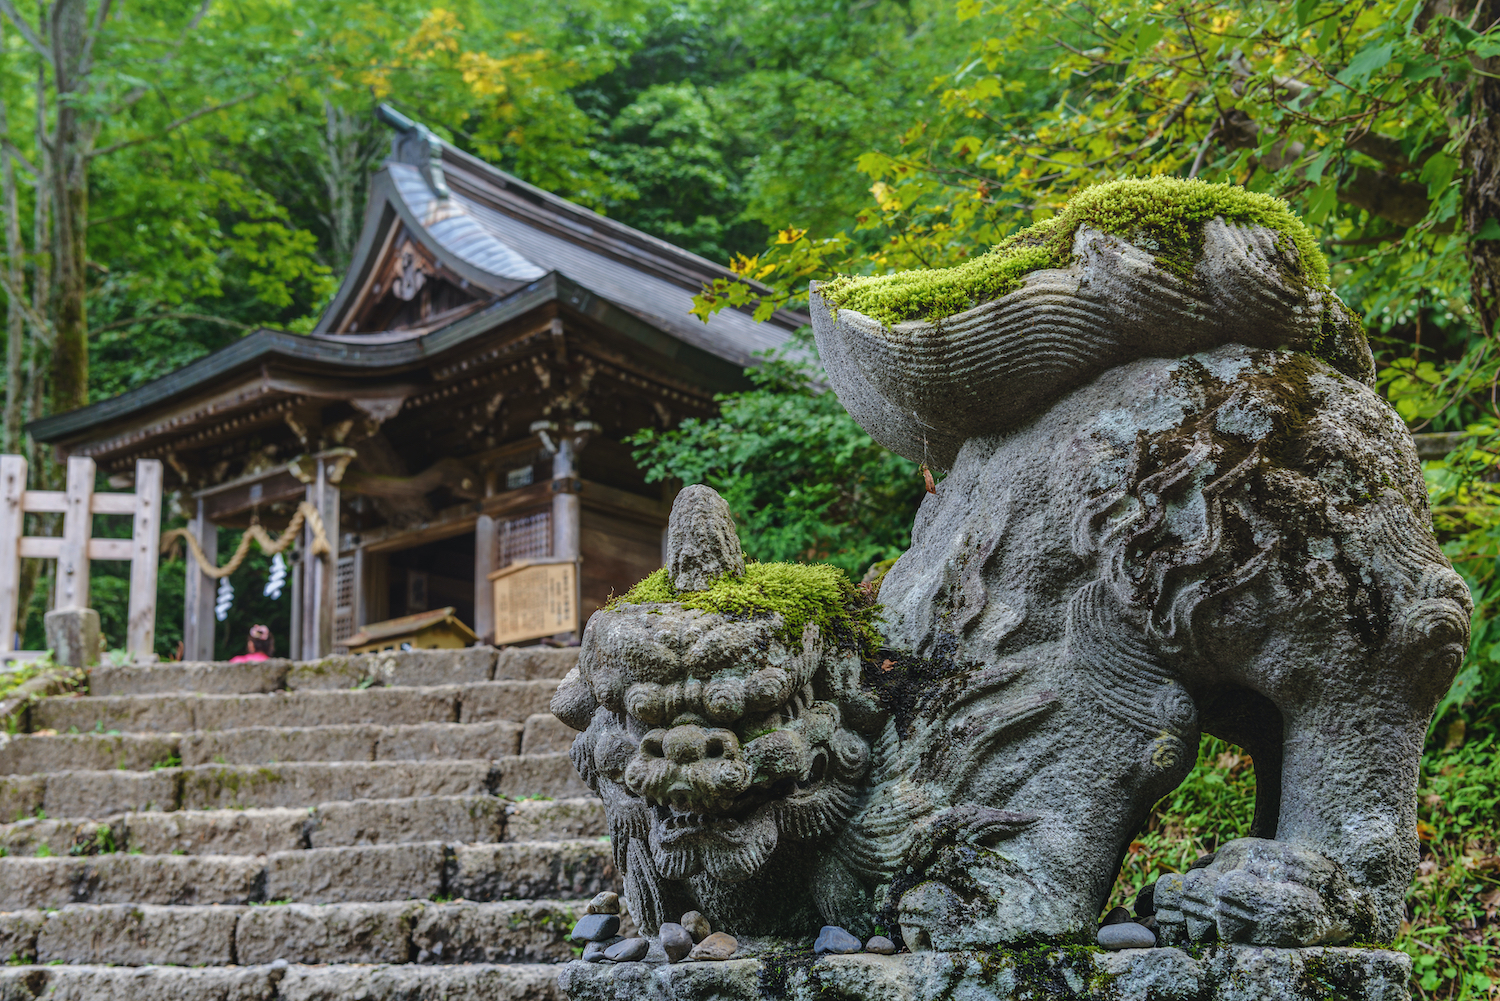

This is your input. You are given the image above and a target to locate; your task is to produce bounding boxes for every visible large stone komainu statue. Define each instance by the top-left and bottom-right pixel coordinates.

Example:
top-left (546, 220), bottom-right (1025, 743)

top-left (552, 178), bottom-right (1472, 961)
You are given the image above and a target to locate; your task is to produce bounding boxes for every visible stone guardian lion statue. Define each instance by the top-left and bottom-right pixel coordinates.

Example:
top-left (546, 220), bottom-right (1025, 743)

top-left (553, 177), bottom-right (1471, 954)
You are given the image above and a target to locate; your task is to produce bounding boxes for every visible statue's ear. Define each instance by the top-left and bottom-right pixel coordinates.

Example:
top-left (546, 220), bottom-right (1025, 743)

top-left (667, 484), bottom-right (745, 590)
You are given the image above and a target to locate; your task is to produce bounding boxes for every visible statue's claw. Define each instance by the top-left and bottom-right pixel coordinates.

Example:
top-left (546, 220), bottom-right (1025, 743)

top-left (1153, 838), bottom-right (1378, 947)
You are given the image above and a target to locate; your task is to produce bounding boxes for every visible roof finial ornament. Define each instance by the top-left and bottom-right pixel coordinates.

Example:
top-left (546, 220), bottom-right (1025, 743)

top-left (376, 103), bottom-right (451, 201)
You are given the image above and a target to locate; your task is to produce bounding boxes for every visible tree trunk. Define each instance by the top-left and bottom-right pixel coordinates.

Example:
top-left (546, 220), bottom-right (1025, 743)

top-left (48, 0), bottom-right (88, 415)
top-left (1465, 2), bottom-right (1500, 342)
top-left (318, 99), bottom-right (380, 273)
top-left (1, 47), bottom-right (23, 454)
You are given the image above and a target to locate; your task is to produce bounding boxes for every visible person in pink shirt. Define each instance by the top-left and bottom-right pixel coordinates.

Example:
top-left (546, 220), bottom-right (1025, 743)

top-left (229, 624), bottom-right (274, 663)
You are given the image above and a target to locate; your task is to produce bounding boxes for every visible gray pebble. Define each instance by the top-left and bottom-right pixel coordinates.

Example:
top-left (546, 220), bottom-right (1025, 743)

top-left (660, 922), bottom-right (693, 963)
top-left (814, 925), bottom-right (862, 955)
top-left (603, 937), bottom-right (649, 962)
top-left (1134, 882), bottom-right (1156, 917)
top-left (865, 936), bottom-right (896, 955)
top-left (681, 910), bottom-right (711, 943)
top-left (587, 891), bottom-right (620, 915)
top-left (583, 938), bottom-right (618, 962)
top-left (571, 913), bottom-right (621, 943)
top-left (1097, 921), bottom-right (1156, 950)
top-left (1100, 906), bottom-right (1131, 926)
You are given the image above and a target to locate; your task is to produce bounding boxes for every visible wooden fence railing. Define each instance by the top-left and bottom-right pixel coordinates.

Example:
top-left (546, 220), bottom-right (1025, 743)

top-left (0, 455), bottom-right (163, 663)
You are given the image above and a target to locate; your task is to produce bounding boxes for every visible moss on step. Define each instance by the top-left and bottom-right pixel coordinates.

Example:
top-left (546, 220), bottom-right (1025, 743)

top-left (819, 177), bottom-right (1329, 327)
top-left (609, 562), bottom-right (881, 656)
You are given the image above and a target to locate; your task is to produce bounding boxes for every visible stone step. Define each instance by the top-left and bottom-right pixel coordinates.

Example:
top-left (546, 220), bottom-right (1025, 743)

top-left (0, 899), bottom-right (590, 967)
top-left (0, 839), bottom-right (614, 907)
top-left (88, 647), bottom-right (579, 697)
top-left (0, 754), bottom-right (587, 817)
top-left (0, 962), bottom-right (562, 1001)
top-left (0, 797), bottom-right (605, 857)
top-left (30, 680), bottom-right (560, 734)
top-left (1, 716), bottom-right (573, 773)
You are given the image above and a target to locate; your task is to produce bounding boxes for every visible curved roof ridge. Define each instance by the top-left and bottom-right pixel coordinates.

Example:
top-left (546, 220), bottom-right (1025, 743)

top-left (389, 163), bottom-right (547, 283)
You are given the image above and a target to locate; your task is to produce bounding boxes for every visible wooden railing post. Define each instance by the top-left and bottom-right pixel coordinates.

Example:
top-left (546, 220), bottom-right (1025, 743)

top-left (126, 459), bottom-right (163, 661)
top-left (0, 455), bottom-right (26, 656)
top-left (3, 452), bottom-right (164, 664)
top-left (55, 456), bottom-right (96, 611)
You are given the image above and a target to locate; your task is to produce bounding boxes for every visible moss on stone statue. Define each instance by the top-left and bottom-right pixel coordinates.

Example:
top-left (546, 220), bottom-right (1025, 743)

top-left (609, 562), bottom-right (882, 655)
top-left (819, 177), bottom-right (1330, 327)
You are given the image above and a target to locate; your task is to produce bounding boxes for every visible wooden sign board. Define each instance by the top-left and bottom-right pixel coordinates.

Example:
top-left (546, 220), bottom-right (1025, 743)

top-left (488, 559), bottom-right (578, 646)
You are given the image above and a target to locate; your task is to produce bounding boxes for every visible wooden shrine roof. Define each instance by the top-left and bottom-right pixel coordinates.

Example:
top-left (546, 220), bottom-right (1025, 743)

top-left (30, 107), bottom-right (805, 458)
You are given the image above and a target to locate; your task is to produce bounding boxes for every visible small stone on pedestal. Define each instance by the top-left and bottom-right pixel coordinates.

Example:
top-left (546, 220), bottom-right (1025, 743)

top-left (680, 910), bottom-right (711, 943)
top-left (687, 932), bottom-right (737, 961)
top-left (571, 914), bottom-right (620, 943)
top-left (659, 923), bottom-right (692, 963)
top-left (813, 926), bottom-right (861, 955)
top-left (586, 891), bottom-right (620, 915)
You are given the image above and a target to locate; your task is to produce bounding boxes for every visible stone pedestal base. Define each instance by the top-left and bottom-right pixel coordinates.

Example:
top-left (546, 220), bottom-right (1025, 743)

top-left (558, 945), bottom-right (1411, 1001)
top-left (43, 608), bottom-right (99, 667)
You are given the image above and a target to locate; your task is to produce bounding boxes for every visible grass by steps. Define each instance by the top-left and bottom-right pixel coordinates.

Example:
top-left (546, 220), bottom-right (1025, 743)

top-left (1106, 722), bottom-right (1500, 1000)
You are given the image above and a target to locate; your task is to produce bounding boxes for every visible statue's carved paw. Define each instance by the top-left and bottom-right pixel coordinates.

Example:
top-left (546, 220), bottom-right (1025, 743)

top-left (1154, 838), bottom-right (1377, 947)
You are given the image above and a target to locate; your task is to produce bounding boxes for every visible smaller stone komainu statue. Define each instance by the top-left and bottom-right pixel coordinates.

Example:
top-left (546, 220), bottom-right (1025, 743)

top-left (551, 178), bottom-right (1472, 957)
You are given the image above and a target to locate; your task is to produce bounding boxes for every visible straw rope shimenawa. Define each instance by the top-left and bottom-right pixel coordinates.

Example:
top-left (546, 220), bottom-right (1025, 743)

top-left (159, 501), bottom-right (331, 579)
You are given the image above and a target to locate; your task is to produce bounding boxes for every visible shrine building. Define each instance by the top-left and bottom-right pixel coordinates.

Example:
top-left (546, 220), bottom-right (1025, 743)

top-left (28, 107), bottom-right (801, 659)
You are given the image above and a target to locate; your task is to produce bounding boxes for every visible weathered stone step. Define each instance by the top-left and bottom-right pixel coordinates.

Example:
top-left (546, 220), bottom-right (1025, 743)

top-left (0, 962), bottom-right (562, 1001)
top-left (0, 797), bottom-right (605, 857)
top-left (1, 715), bottom-right (572, 773)
top-left (88, 646), bottom-right (579, 697)
top-left (0, 898), bottom-right (589, 966)
top-left (0, 754), bottom-right (587, 817)
top-left (0, 838), bottom-right (614, 907)
top-left (30, 680), bottom-right (560, 733)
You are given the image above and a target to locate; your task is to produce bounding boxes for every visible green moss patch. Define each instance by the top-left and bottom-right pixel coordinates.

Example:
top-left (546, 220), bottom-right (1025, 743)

top-left (610, 562), bottom-right (881, 655)
top-left (820, 177), bottom-right (1329, 327)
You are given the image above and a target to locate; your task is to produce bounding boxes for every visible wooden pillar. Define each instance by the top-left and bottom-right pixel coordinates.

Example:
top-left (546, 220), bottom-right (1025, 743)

top-left (551, 435), bottom-right (582, 642)
top-left (183, 498), bottom-right (217, 661)
top-left (474, 514), bottom-right (497, 643)
top-left (300, 456), bottom-right (341, 659)
top-left (55, 456), bottom-right (95, 611)
top-left (126, 459), bottom-right (163, 662)
top-left (288, 550), bottom-right (303, 661)
top-left (0, 455), bottom-right (25, 656)
top-left (551, 438), bottom-right (580, 565)
top-left (351, 547), bottom-right (367, 631)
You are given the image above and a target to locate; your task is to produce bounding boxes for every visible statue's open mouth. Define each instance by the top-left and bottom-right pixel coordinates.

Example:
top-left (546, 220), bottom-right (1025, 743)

top-left (653, 804), bottom-right (748, 844)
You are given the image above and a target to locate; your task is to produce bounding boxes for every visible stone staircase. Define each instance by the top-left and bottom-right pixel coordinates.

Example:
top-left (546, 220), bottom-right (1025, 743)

top-left (0, 647), bottom-right (610, 1001)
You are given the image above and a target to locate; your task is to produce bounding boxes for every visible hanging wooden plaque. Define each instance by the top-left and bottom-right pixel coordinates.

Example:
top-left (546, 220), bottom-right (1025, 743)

top-left (488, 558), bottom-right (578, 645)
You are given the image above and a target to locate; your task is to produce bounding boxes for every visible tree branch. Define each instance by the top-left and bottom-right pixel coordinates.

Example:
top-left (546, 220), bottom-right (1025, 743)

top-left (0, 269), bottom-right (53, 346)
top-left (90, 311), bottom-right (253, 335)
top-left (1, 139), bottom-right (36, 177)
top-left (76, 0), bottom-right (113, 78)
top-left (1337, 166), bottom-right (1433, 228)
top-left (89, 88), bottom-right (260, 159)
top-left (0, 1), bottom-right (51, 62)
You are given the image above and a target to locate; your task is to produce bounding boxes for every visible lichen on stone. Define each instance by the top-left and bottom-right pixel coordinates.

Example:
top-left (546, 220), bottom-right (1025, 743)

top-left (819, 176), bottom-right (1330, 327)
top-left (609, 561), bottom-right (881, 655)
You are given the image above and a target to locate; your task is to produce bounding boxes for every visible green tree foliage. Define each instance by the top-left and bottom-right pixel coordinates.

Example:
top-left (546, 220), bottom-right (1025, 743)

top-left (630, 343), bottom-right (924, 578)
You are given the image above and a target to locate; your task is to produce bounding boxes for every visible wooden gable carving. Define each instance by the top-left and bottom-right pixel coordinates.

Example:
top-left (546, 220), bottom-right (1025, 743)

top-left (339, 226), bottom-right (486, 335)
